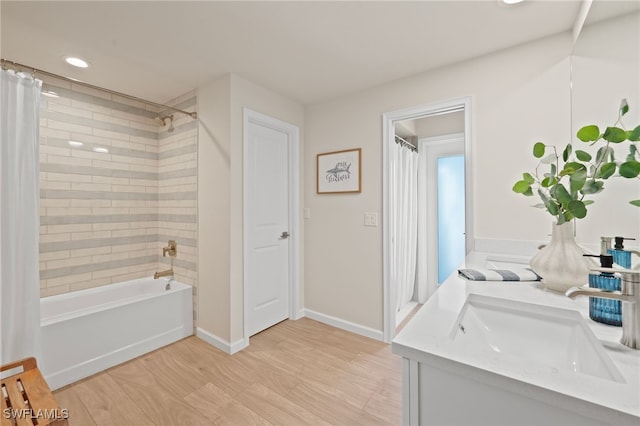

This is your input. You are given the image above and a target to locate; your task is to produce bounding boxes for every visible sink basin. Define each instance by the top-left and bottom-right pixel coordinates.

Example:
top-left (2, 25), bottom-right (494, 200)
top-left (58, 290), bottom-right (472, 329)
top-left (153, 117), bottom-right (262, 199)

top-left (450, 294), bottom-right (625, 383)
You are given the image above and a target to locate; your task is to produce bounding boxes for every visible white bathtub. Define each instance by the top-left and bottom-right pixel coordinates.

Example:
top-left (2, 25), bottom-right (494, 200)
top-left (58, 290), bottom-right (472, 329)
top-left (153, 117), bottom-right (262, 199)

top-left (40, 277), bottom-right (193, 390)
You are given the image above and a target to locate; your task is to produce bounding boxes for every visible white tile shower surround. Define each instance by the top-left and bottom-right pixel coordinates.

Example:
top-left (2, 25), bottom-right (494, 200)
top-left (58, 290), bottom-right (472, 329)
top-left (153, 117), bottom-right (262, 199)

top-left (38, 75), bottom-right (197, 317)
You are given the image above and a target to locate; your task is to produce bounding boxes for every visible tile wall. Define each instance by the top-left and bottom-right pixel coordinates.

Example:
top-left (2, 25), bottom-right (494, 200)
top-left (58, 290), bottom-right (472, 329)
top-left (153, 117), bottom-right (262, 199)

top-left (38, 75), bottom-right (198, 317)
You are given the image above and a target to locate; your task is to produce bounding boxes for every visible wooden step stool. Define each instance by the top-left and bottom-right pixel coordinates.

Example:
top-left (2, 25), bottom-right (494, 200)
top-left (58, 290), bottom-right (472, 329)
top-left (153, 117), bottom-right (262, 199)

top-left (1, 357), bottom-right (68, 426)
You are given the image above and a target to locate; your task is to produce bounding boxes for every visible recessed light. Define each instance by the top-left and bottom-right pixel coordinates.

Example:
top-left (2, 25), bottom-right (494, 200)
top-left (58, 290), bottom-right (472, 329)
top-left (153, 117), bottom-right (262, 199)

top-left (68, 141), bottom-right (84, 147)
top-left (93, 147), bottom-right (109, 154)
top-left (65, 57), bottom-right (89, 68)
top-left (502, 0), bottom-right (524, 4)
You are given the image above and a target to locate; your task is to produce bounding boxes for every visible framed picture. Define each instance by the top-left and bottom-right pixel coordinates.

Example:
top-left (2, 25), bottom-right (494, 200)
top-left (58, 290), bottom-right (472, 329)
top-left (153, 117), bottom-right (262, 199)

top-left (317, 148), bottom-right (361, 194)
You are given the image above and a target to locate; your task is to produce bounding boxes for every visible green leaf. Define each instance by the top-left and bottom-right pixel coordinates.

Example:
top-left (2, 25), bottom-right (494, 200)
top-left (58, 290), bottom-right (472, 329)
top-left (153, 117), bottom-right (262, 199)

top-left (541, 176), bottom-right (557, 187)
top-left (596, 146), bottom-right (613, 163)
top-left (583, 200), bottom-right (594, 206)
top-left (570, 170), bottom-right (587, 193)
top-left (581, 180), bottom-right (604, 195)
top-left (619, 161), bottom-right (640, 178)
top-left (550, 163), bottom-right (557, 176)
top-left (628, 125), bottom-right (640, 142)
top-left (545, 199), bottom-right (559, 216)
top-left (513, 180), bottom-right (531, 194)
top-left (559, 166), bottom-right (574, 177)
top-left (565, 161), bottom-right (587, 172)
top-left (562, 144), bottom-right (572, 162)
top-left (630, 200), bottom-right (640, 207)
top-left (603, 126), bottom-right (627, 143)
top-left (575, 150), bottom-right (592, 162)
top-left (559, 161), bottom-right (586, 177)
top-left (537, 189), bottom-right (549, 203)
top-left (533, 142), bottom-right (546, 158)
top-left (567, 200), bottom-right (587, 219)
top-left (620, 99), bottom-right (629, 117)
top-left (522, 172), bottom-right (535, 184)
top-left (595, 162), bottom-right (617, 179)
top-left (554, 183), bottom-right (572, 204)
top-left (523, 187), bottom-right (534, 196)
top-left (577, 125), bottom-right (600, 142)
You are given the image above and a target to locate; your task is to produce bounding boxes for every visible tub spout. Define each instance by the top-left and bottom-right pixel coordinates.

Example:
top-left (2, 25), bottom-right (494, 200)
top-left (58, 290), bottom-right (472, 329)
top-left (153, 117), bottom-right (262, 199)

top-left (154, 268), bottom-right (174, 279)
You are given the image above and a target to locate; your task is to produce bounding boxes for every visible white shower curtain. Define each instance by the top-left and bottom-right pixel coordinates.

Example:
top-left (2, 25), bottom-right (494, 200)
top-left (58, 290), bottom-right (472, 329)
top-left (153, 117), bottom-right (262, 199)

top-left (391, 142), bottom-right (419, 314)
top-left (1, 69), bottom-right (42, 364)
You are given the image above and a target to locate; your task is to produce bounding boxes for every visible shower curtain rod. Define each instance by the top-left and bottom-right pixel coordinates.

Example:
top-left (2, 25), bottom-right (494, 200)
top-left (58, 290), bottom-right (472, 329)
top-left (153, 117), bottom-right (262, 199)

top-left (395, 135), bottom-right (417, 151)
top-left (1, 59), bottom-right (198, 120)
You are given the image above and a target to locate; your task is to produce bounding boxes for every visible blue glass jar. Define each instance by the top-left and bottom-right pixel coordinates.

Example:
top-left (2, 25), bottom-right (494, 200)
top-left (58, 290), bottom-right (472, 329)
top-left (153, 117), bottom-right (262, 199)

top-left (607, 236), bottom-right (635, 268)
top-left (588, 272), bottom-right (622, 326)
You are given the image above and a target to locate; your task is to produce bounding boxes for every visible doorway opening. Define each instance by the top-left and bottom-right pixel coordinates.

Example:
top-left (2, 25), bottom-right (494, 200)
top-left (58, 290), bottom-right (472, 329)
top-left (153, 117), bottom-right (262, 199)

top-left (382, 97), bottom-right (473, 343)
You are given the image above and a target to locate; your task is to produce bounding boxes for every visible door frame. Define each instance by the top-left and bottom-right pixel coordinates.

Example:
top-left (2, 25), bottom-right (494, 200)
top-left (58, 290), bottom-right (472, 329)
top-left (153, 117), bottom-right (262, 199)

top-left (242, 108), bottom-right (301, 344)
top-left (382, 96), bottom-right (473, 343)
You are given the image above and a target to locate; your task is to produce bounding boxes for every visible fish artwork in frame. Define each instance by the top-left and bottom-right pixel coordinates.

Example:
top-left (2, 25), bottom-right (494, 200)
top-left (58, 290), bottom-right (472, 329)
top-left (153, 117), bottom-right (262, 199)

top-left (317, 148), bottom-right (361, 194)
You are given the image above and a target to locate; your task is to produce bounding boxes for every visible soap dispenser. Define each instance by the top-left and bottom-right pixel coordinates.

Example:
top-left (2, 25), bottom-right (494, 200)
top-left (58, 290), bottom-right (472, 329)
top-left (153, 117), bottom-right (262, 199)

top-left (583, 254), bottom-right (621, 326)
top-left (608, 236), bottom-right (635, 269)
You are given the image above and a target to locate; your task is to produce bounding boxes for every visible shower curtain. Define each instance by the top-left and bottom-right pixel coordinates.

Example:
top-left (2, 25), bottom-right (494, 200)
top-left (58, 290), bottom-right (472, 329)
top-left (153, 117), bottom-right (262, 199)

top-left (0, 69), bottom-right (42, 363)
top-left (391, 141), bottom-right (419, 314)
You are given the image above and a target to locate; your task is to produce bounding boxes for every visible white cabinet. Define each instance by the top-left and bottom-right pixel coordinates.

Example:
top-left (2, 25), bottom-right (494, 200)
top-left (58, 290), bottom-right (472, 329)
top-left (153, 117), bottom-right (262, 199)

top-left (400, 356), bottom-right (634, 426)
top-left (392, 252), bottom-right (640, 426)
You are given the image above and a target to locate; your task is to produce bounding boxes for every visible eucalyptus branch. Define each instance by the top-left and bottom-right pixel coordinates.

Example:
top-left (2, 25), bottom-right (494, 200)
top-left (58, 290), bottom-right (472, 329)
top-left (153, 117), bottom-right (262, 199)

top-left (513, 98), bottom-right (640, 217)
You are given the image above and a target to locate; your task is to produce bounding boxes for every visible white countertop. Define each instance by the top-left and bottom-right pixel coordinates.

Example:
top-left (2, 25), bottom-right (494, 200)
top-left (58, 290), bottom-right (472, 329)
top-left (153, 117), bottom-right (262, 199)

top-left (392, 251), bottom-right (640, 420)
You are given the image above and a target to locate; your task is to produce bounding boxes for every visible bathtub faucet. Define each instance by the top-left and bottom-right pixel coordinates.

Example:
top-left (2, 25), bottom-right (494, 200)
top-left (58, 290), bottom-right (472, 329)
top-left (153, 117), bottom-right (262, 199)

top-left (163, 240), bottom-right (177, 257)
top-left (154, 268), bottom-right (174, 279)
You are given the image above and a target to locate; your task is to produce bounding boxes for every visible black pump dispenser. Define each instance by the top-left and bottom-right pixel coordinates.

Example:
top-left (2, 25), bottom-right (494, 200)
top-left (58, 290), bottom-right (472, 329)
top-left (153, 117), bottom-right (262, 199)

top-left (583, 254), bottom-right (614, 269)
top-left (614, 236), bottom-right (636, 250)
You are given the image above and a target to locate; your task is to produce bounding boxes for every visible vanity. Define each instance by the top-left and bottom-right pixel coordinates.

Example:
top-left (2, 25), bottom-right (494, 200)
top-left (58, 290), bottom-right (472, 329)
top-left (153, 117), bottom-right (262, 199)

top-left (392, 251), bottom-right (640, 426)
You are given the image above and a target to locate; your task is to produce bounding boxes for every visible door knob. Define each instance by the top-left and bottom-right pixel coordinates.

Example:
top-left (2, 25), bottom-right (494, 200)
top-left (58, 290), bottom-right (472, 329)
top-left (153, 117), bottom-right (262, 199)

top-left (280, 231), bottom-right (290, 239)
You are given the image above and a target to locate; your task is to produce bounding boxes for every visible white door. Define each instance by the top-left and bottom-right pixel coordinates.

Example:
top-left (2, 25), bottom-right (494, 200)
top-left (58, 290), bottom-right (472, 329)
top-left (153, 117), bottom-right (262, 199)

top-left (245, 119), bottom-right (291, 337)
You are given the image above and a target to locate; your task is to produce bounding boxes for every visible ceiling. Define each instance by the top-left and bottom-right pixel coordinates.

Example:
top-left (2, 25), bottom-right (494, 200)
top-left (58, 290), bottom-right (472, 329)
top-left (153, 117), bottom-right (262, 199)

top-left (2, 1), bottom-right (586, 106)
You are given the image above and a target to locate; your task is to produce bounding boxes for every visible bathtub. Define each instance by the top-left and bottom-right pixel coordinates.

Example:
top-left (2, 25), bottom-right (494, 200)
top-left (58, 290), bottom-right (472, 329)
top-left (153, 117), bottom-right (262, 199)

top-left (40, 277), bottom-right (193, 390)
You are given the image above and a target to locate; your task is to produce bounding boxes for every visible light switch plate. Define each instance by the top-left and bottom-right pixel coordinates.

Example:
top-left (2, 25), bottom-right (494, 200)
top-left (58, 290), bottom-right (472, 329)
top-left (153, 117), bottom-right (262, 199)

top-left (364, 212), bottom-right (378, 227)
top-left (304, 208), bottom-right (311, 219)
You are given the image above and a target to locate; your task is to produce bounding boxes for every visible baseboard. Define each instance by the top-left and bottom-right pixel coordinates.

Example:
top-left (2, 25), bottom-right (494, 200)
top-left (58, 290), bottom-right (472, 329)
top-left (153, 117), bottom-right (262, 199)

top-left (44, 326), bottom-right (190, 390)
top-left (196, 327), bottom-right (248, 354)
top-left (302, 309), bottom-right (384, 341)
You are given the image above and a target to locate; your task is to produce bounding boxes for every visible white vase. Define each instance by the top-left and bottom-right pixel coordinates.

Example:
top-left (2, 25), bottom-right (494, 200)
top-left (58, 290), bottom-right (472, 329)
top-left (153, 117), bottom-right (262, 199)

top-left (530, 221), bottom-right (593, 293)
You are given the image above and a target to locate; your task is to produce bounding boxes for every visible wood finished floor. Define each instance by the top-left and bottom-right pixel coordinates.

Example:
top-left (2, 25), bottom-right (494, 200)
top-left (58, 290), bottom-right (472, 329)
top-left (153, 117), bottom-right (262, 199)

top-left (53, 318), bottom-right (402, 426)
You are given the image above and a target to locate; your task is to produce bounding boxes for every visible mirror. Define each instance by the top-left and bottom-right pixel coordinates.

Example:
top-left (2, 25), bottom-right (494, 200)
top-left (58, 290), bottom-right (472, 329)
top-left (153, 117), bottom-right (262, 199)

top-left (570, 1), bottom-right (640, 244)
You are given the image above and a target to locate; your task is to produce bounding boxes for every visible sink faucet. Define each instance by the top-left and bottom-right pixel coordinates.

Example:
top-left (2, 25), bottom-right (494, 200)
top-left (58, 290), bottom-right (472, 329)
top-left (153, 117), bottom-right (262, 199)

top-left (154, 268), bottom-right (174, 279)
top-left (566, 268), bottom-right (640, 349)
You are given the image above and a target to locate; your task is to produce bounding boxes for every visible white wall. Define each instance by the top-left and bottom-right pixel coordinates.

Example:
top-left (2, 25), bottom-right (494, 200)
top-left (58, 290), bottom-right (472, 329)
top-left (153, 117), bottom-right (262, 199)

top-left (304, 32), bottom-right (574, 332)
top-left (414, 111), bottom-right (465, 139)
top-left (197, 73), bottom-right (304, 347)
top-left (197, 75), bottom-right (232, 341)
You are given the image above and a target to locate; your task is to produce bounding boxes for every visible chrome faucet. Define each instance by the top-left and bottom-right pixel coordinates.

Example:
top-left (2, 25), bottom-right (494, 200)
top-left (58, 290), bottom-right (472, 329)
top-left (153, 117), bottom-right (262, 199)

top-left (154, 268), bottom-right (174, 280)
top-left (566, 268), bottom-right (640, 349)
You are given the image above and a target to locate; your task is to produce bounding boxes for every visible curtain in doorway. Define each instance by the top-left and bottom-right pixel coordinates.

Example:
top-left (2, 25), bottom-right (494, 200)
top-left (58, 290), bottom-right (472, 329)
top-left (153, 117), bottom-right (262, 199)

top-left (391, 142), bottom-right (419, 313)
top-left (1, 69), bottom-right (42, 363)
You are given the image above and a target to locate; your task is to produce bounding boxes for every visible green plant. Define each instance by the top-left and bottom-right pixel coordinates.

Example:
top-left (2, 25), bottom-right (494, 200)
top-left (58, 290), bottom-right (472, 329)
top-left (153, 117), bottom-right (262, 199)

top-left (513, 99), bottom-right (640, 224)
